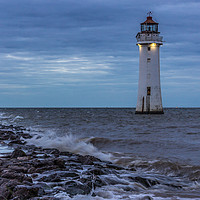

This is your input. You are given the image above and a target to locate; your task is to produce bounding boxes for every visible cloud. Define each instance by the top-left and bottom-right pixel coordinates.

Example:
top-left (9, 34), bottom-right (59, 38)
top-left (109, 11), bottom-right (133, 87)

top-left (0, 0), bottom-right (199, 106)
top-left (0, 83), bottom-right (29, 89)
top-left (6, 54), bottom-right (33, 61)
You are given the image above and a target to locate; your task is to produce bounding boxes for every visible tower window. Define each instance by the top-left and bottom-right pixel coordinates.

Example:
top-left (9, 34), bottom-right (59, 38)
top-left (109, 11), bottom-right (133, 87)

top-left (147, 87), bottom-right (151, 95)
top-left (148, 47), bottom-right (151, 51)
top-left (147, 58), bottom-right (151, 62)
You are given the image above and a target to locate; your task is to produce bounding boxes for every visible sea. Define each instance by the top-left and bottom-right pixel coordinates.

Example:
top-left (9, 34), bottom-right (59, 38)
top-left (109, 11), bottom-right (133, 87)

top-left (0, 108), bottom-right (200, 200)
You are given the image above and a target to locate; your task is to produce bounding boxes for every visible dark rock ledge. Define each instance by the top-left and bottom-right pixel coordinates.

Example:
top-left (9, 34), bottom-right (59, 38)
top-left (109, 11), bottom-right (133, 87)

top-left (0, 124), bottom-right (182, 200)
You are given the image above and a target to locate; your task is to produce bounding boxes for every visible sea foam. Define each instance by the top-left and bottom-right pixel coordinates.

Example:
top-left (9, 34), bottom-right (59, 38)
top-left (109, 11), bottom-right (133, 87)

top-left (25, 130), bottom-right (112, 161)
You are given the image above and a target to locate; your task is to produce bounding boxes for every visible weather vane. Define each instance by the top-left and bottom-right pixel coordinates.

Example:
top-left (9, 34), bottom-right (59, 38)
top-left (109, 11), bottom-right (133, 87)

top-left (147, 11), bottom-right (152, 17)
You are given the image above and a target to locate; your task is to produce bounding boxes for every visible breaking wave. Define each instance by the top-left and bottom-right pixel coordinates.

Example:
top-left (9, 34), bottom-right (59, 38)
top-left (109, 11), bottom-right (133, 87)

top-left (128, 159), bottom-right (200, 181)
top-left (25, 130), bottom-right (112, 162)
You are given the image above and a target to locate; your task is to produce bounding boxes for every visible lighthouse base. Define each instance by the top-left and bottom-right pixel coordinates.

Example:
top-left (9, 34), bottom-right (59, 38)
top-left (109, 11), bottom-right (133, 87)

top-left (135, 110), bottom-right (164, 114)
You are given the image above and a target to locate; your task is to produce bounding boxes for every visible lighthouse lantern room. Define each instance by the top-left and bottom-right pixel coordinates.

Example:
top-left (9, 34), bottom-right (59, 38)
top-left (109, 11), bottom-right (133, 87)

top-left (135, 12), bottom-right (164, 114)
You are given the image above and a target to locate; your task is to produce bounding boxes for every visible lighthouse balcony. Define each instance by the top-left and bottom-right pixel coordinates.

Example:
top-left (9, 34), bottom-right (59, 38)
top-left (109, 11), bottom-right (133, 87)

top-left (136, 33), bottom-right (163, 44)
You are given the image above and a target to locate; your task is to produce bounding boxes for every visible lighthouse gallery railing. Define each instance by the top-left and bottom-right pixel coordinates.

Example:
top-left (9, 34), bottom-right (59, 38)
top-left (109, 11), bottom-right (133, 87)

top-left (136, 34), bottom-right (163, 42)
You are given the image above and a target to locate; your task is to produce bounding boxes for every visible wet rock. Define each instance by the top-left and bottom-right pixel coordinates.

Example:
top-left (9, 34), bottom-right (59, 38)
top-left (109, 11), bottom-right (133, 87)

top-left (103, 177), bottom-right (121, 185)
top-left (60, 151), bottom-right (73, 156)
top-left (34, 182), bottom-right (51, 191)
top-left (33, 159), bottom-right (54, 168)
top-left (140, 196), bottom-right (154, 200)
top-left (9, 134), bottom-right (20, 141)
top-left (65, 180), bottom-right (91, 197)
top-left (43, 148), bottom-right (60, 156)
top-left (128, 166), bottom-right (137, 171)
top-left (165, 183), bottom-right (182, 189)
top-left (0, 179), bottom-right (20, 199)
top-left (39, 174), bottom-right (62, 182)
top-left (28, 167), bottom-right (37, 174)
top-left (77, 155), bottom-right (101, 165)
top-left (63, 172), bottom-right (80, 178)
top-left (21, 133), bottom-right (32, 139)
top-left (11, 185), bottom-right (39, 199)
top-left (24, 175), bottom-right (33, 183)
top-left (0, 134), bottom-right (10, 140)
top-left (1, 171), bottom-right (25, 182)
top-left (8, 165), bottom-right (28, 173)
top-left (131, 176), bottom-right (160, 188)
top-left (0, 159), bottom-right (3, 166)
top-left (80, 175), bottom-right (106, 189)
top-left (11, 148), bottom-right (26, 158)
top-left (106, 163), bottom-right (124, 170)
top-left (9, 139), bottom-right (25, 145)
top-left (86, 167), bottom-right (107, 175)
top-left (53, 158), bottom-right (66, 168)
top-left (17, 156), bottom-right (31, 161)
top-left (39, 197), bottom-right (61, 200)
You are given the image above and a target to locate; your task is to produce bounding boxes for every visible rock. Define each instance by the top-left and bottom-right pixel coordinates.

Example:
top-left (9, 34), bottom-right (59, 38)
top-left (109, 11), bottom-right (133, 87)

top-left (80, 175), bottom-right (106, 189)
top-left (65, 180), bottom-right (91, 196)
top-left (11, 185), bottom-right (39, 199)
top-left (8, 166), bottom-right (28, 173)
top-left (33, 159), bottom-right (54, 168)
top-left (165, 183), bottom-right (182, 189)
top-left (39, 174), bottom-right (62, 182)
top-left (1, 171), bottom-right (25, 182)
top-left (0, 159), bottom-right (3, 166)
top-left (9, 139), bottom-right (24, 145)
top-left (140, 196), bottom-right (154, 200)
top-left (106, 163), bottom-right (124, 170)
top-left (131, 176), bottom-right (159, 188)
top-left (43, 148), bottom-right (60, 155)
top-left (0, 134), bottom-right (9, 140)
top-left (31, 173), bottom-right (38, 178)
top-left (11, 148), bottom-right (26, 158)
top-left (53, 158), bottom-right (66, 168)
top-left (60, 151), bottom-right (73, 156)
top-left (103, 176), bottom-right (125, 185)
top-left (24, 175), bottom-right (33, 183)
top-left (86, 167), bottom-right (107, 175)
top-left (77, 155), bottom-right (101, 165)
top-left (21, 133), bottom-right (32, 139)
top-left (39, 197), bottom-right (60, 200)
top-left (0, 179), bottom-right (20, 200)
top-left (63, 172), bottom-right (80, 178)
top-left (17, 156), bottom-right (30, 161)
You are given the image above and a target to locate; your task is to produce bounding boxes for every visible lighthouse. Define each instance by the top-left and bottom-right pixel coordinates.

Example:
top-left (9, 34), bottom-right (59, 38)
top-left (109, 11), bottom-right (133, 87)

top-left (135, 13), bottom-right (164, 114)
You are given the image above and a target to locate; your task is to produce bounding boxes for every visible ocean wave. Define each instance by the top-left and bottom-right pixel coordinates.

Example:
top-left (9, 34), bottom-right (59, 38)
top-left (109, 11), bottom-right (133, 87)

top-left (0, 112), bottom-right (24, 125)
top-left (11, 115), bottom-right (24, 122)
top-left (85, 137), bottom-right (142, 147)
top-left (128, 159), bottom-right (200, 181)
top-left (25, 130), bottom-right (112, 162)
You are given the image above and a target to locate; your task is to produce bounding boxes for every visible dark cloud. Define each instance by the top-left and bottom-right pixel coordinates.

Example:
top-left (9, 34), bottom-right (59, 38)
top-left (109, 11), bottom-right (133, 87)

top-left (0, 0), bottom-right (199, 107)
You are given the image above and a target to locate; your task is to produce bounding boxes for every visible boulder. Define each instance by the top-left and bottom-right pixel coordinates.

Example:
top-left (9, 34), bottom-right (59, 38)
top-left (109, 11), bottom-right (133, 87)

top-left (131, 176), bottom-right (159, 188)
top-left (0, 179), bottom-right (19, 199)
top-left (65, 180), bottom-right (91, 196)
top-left (1, 171), bottom-right (25, 182)
top-left (53, 158), bottom-right (66, 168)
top-left (39, 174), bottom-right (62, 182)
top-left (11, 185), bottom-right (39, 199)
top-left (77, 155), bottom-right (101, 165)
top-left (11, 148), bottom-right (26, 158)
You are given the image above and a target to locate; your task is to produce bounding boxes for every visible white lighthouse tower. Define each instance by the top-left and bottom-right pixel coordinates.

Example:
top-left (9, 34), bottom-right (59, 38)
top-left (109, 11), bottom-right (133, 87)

top-left (135, 13), bottom-right (164, 114)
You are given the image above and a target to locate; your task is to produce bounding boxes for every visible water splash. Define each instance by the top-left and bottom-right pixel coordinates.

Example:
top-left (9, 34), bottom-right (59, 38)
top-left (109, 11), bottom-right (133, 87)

top-left (25, 130), bottom-right (112, 161)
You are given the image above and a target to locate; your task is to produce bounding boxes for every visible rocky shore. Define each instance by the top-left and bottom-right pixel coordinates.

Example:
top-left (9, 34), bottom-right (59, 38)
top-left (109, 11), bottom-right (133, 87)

top-left (0, 124), bottom-right (185, 200)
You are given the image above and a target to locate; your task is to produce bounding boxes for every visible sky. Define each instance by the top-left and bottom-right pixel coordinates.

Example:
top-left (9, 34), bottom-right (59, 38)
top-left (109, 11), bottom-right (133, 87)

top-left (0, 0), bottom-right (199, 107)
